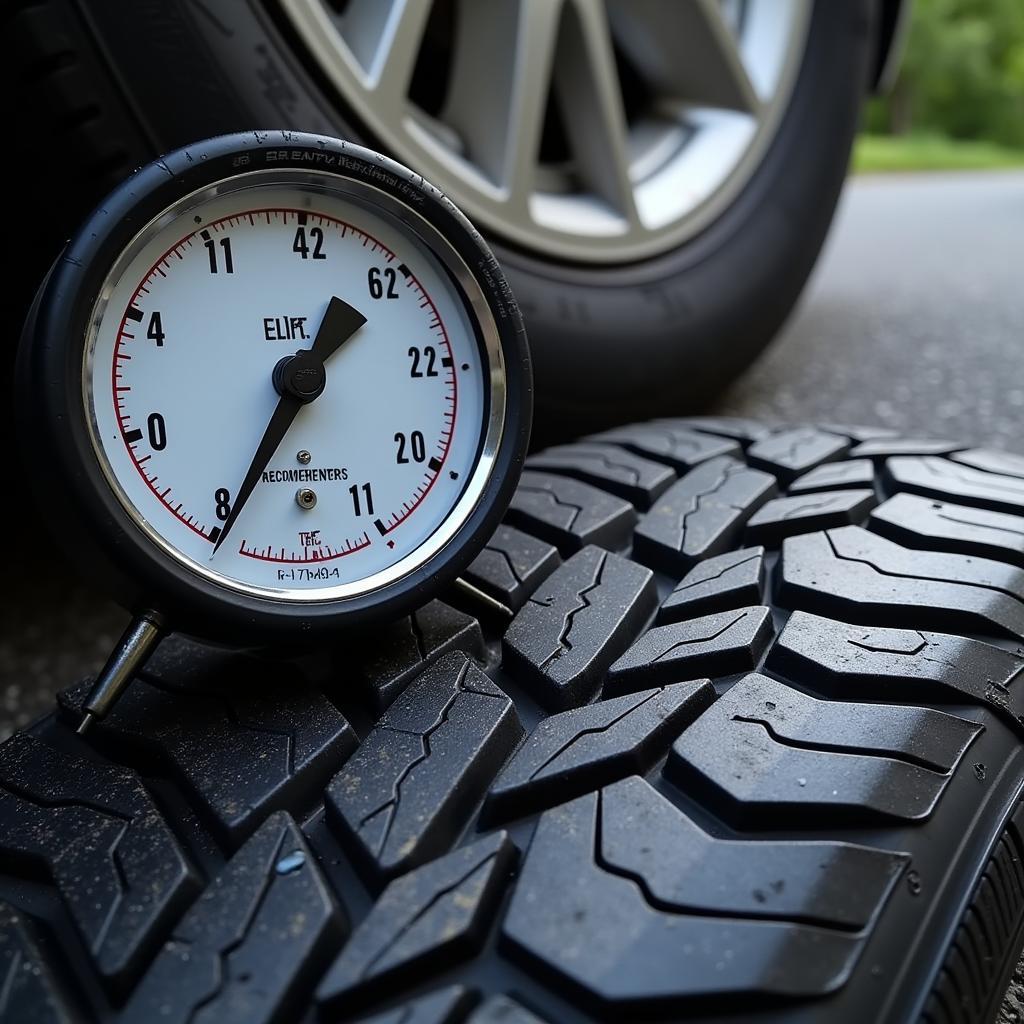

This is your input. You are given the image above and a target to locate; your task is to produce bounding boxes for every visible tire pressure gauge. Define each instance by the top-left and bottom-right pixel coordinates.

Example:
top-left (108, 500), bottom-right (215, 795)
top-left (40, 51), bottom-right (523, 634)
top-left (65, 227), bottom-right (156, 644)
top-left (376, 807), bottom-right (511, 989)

top-left (19, 131), bottom-right (531, 730)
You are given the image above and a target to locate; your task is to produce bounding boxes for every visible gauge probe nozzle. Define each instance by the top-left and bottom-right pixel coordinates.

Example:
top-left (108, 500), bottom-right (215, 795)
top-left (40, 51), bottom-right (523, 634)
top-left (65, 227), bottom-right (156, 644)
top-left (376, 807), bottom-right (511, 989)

top-left (76, 612), bottom-right (164, 733)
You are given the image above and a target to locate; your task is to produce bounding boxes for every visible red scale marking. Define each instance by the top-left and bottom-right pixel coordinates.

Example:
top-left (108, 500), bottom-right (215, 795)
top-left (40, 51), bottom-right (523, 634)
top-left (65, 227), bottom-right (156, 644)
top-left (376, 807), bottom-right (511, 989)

top-left (111, 207), bottom-right (460, 555)
top-left (239, 532), bottom-right (371, 563)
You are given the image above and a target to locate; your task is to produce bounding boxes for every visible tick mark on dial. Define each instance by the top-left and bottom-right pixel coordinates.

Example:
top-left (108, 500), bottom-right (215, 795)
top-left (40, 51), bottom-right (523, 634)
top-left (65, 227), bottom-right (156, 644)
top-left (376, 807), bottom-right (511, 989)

top-left (199, 229), bottom-right (212, 241)
top-left (428, 456), bottom-right (443, 472)
top-left (123, 428), bottom-right (144, 444)
top-left (125, 307), bottom-right (144, 323)
top-left (297, 211), bottom-right (308, 225)
top-left (441, 356), bottom-right (453, 368)
top-left (374, 518), bottom-right (388, 536)
top-left (208, 526), bottom-right (222, 544)
top-left (397, 263), bottom-right (411, 278)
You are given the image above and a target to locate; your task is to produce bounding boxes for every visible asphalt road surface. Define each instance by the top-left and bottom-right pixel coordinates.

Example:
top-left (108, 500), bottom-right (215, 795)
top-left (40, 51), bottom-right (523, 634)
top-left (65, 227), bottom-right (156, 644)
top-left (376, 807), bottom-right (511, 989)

top-left (3, 169), bottom-right (1023, 739)
top-left (717, 169), bottom-right (1024, 449)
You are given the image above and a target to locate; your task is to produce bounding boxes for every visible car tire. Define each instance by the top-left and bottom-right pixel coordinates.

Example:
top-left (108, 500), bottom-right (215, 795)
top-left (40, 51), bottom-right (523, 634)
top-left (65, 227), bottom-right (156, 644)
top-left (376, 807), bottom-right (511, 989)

top-left (4, 417), bottom-right (1024, 1023)
top-left (4, 1), bottom-right (876, 441)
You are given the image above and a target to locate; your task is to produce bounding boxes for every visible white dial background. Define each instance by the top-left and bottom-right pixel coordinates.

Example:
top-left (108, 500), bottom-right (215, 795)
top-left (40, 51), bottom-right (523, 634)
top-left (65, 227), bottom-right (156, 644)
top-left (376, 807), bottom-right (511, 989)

top-left (86, 181), bottom-right (491, 599)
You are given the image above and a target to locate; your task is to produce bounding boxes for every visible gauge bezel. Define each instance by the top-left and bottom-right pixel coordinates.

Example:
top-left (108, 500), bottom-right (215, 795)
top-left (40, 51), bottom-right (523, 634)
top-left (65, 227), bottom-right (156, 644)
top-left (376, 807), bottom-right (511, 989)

top-left (20, 131), bottom-right (531, 641)
top-left (82, 171), bottom-right (505, 604)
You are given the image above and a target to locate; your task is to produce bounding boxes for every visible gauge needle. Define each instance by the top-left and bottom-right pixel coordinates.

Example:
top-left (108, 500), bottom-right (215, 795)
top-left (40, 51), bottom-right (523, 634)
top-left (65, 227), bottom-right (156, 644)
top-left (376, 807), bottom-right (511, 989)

top-left (212, 296), bottom-right (367, 555)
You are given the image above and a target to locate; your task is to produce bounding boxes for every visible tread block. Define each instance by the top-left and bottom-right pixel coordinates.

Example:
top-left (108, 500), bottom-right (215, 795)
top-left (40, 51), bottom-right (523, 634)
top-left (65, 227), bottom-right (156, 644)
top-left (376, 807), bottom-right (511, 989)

top-left (768, 611), bottom-right (1024, 734)
top-left (317, 833), bottom-right (516, 1013)
top-left (605, 606), bottom-right (774, 696)
top-left (354, 600), bottom-right (487, 713)
top-left (789, 459), bottom-right (876, 493)
top-left (483, 681), bottom-right (714, 823)
top-left (668, 673), bottom-right (980, 825)
top-left (326, 654), bottom-right (523, 884)
top-left (667, 416), bottom-right (770, 444)
top-left (601, 777), bottom-right (907, 928)
top-left (850, 438), bottom-right (962, 458)
top-left (951, 448), bottom-right (1024, 479)
top-left (0, 734), bottom-right (198, 988)
top-left (526, 443), bottom-right (675, 509)
top-left (129, 634), bottom-right (285, 693)
top-left (462, 525), bottom-right (561, 613)
top-left (589, 423), bottom-right (743, 471)
top-left (632, 456), bottom-right (777, 574)
top-left (657, 547), bottom-right (765, 623)
top-left (0, 902), bottom-right (76, 1024)
top-left (779, 525), bottom-right (1024, 640)
top-left (886, 456), bottom-right (1024, 516)
top-left (352, 987), bottom-right (472, 1024)
top-left (503, 787), bottom-right (865, 1012)
top-left (747, 427), bottom-right (850, 483)
top-left (870, 492), bottom-right (1024, 567)
top-left (745, 489), bottom-right (878, 546)
top-left (58, 665), bottom-right (358, 847)
top-left (506, 471), bottom-right (637, 555)
top-left (503, 546), bottom-right (657, 710)
top-left (121, 811), bottom-right (340, 1024)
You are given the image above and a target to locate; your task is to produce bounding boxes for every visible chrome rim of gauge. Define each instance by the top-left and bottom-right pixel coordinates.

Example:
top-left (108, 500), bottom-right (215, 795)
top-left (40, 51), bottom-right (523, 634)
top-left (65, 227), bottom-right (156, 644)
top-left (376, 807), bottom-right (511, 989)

top-left (81, 169), bottom-right (506, 603)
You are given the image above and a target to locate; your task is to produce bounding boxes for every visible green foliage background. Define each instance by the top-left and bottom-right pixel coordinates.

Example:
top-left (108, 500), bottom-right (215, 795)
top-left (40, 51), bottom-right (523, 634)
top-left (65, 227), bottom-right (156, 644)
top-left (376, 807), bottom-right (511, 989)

top-left (866, 0), bottom-right (1024, 148)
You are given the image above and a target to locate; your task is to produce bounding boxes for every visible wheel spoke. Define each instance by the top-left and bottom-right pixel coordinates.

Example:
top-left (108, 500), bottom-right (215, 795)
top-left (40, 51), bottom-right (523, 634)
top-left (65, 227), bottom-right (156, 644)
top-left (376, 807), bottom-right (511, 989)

top-left (606, 0), bottom-right (761, 114)
top-left (340, 0), bottom-right (433, 110)
top-left (553, 0), bottom-right (638, 225)
top-left (443, 0), bottom-right (563, 207)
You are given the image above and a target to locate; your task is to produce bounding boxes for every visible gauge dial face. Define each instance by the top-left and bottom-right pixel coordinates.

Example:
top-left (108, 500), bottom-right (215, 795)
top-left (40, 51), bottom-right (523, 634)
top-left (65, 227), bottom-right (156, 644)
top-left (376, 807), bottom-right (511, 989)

top-left (85, 176), bottom-right (501, 601)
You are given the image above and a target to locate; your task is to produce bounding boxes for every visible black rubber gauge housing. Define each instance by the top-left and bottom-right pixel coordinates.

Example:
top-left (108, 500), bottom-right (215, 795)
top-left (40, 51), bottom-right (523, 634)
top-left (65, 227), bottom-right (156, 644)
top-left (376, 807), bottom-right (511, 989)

top-left (17, 131), bottom-right (532, 642)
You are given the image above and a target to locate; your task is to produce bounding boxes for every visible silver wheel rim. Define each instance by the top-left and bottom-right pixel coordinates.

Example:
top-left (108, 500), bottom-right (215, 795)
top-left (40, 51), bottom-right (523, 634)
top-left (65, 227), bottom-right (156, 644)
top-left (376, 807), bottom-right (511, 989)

top-left (277, 0), bottom-right (812, 264)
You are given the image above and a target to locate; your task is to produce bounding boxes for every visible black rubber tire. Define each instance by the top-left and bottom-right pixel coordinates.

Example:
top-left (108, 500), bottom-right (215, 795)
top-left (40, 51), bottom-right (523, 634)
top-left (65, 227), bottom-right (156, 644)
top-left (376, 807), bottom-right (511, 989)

top-left (2, 0), bottom-right (876, 442)
top-left (5, 417), bottom-right (1024, 1024)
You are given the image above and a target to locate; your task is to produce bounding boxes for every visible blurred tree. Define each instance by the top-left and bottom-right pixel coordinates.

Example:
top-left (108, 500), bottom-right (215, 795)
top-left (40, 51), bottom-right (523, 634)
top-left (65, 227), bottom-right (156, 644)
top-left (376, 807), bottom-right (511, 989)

top-left (867, 0), bottom-right (1024, 148)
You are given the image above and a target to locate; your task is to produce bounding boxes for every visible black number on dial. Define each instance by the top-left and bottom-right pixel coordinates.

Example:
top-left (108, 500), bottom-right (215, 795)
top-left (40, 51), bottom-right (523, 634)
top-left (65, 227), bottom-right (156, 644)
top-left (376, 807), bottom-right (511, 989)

top-left (349, 482), bottom-right (375, 516)
top-left (408, 345), bottom-right (438, 378)
top-left (146, 311), bottom-right (165, 348)
top-left (395, 431), bottom-right (426, 464)
top-left (204, 236), bottom-right (234, 274)
top-left (147, 412), bottom-right (167, 451)
top-left (214, 487), bottom-right (232, 521)
top-left (368, 266), bottom-right (399, 300)
top-left (292, 226), bottom-right (326, 260)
